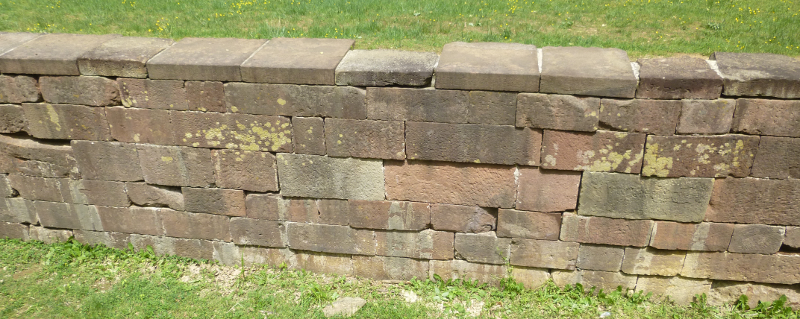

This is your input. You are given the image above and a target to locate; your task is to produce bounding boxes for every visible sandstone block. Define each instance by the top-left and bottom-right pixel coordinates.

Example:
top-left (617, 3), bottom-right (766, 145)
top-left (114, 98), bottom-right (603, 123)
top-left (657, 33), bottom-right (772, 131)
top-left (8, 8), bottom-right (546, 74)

top-left (40, 76), bottom-right (118, 106)
top-left (728, 224), bottom-right (784, 254)
top-left (516, 93), bottom-right (599, 132)
top-left (430, 260), bottom-right (508, 285)
top-left (287, 223), bottom-right (375, 255)
top-left (636, 56), bottom-right (722, 99)
top-left (326, 119), bottom-right (405, 160)
top-left (540, 47), bottom-right (636, 98)
top-left (465, 91), bottom-right (516, 125)
top-left (349, 200), bottom-right (430, 231)
top-left (239, 246), bottom-right (293, 267)
top-left (281, 198), bottom-right (350, 225)
top-left (185, 81), bottom-right (225, 112)
top-left (0, 175), bottom-right (13, 198)
top-left (125, 182), bottom-right (184, 211)
top-left (576, 245), bottom-right (624, 272)
top-left (560, 213), bottom-right (653, 247)
top-left (682, 252), bottom-right (800, 284)
top-left (635, 276), bottom-right (712, 305)
top-left (454, 232), bottom-right (510, 265)
top-left (293, 252), bottom-right (353, 276)
top-left (676, 99), bottom-right (736, 134)
top-left (72, 141), bottom-right (142, 181)
top-left (277, 154), bottom-right (384, 200)
top-left (353, 256), bottom-right (429, 281)
top-left (292, 117), bottom-right (325, 155)
top-left (172, 111), bottom-right (292, 151)
top-left (77, 36), bottom-right (174, 78)
top-left (376, 229), bottom-right (453, 260)
top-left (212, 242), bottom-right (241, 266)
top-left (0, 222), bottom-right (29, 240)
top-left (335, 49), bottom-right (438, 87)
top-left (224, 83), bottom-right (366, 118)
top-left (431, 204), bottom-right (496, 233)
top-left (366, 88), bottom-right (468, 123)
top-left (105, 107), bottom-right (174, 144)
top-left (81, 180), bottom-right (129, 207)
top-left (73, 230), bottom-right (131, 249)
top-left (0, 75), bottom-right (40, 103)
top-left (130, 234), bottom-right (214, 261)
top-left (160, 209), bottom-right (231, 241)
top-left (435, 42), bottom-right (539, 92)
top-left (621, 247), bottom-right (685, 276)
top-left (732, 99), bottom-right (800, 138)
top-left (509, 238), bottom-right (579, 269)
top-left (708, 282), bottom-right (800, 310)
top-left (406, 122), bottom-right (540, 166)
top-left (552, 270), bottom-right (638, 291)
top-left (244, 194), bottom-right (282, 221)
top-left (30, 226), bottom-right (73, 244)
top-left (146, 37), bottom-right (266, 81)
top-left (97, 206), bottom-right (162, 235)
top-left (23, 103), bottom-right (111, 141)
top-left (117, 78), bottom-right (187, 110)
top-left (516, 168), bottom-right (581, 212)
top-left (213, 149), bottom-right (278, 192)
top-left (712, 52), bottom-right (800, 99)
top-left (642, 135), bottom-right (759, 178)
top-left (182, 187), bottom-right (245, 217)
top-left (0, 32), bottom-right (40, 57)
top-left (706, 177), bottom-right (800, 225)
top-left (242, 38), bottom-right (353, 85)
top-left (230, 217), bottom-right (285, 247)
top-left (8, 174), bottom-right (64, 202)
top-left (35, 202), bottom-right (102, 231)
top-left (0, 134), bottom-right (79, 178)
top-left (510, 267), bottom-right (552, 290)
top-left (1, 198), bottom-right (38, 224)
top-left (751, 136), bottom-right (800, 179)
top-left (496, 209), bottom-right (561, 240)
top-left (137, 145), bottom-right (214, 187)
top-left (0, 33), bottom-right (118, 75)
top-left (540, 130), bottom-right (645, 173)
top-left (649, 221), bottom-right (734, 251)
top-left (599, 99), bottom-right (681, 135)
top-left (785, 227), bottom-right (800, 249)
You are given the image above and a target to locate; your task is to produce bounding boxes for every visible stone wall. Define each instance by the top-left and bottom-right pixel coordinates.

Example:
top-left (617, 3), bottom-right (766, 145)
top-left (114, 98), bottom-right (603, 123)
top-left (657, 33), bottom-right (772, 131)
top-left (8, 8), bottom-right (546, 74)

top-left (1, 32), bottom-right (800, 307)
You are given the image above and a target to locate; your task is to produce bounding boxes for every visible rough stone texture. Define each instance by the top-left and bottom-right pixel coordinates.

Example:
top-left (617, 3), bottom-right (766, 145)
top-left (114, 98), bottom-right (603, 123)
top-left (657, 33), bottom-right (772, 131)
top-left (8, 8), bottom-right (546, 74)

top-left (496, 209), bottom-right (561, 240)
top-left (642, 135), bottom-right (760, 178)
top-left (287, 223), bottom-right (375, 255)
top-left (467, 91), bottom-right (517, 125)
top-left (0, 222), bottom-right (29, 240)
top-left (146, 37), bottom-right (266, 81)
top-left (435, 42), bottom-right (539, 92)
top-left (635, 276), bottom-right (712, 305)
top-left (229, 217), bottom-right (285, 247)
top-left (34, 202), bottom-right (102, 231)
top-left (636, 56), bottom-right (723, 99)
top-left (540, 130), bottom-right (645, 173)
top-left (171, 111), bottom-right (293, 152)
top-left (0, 104), bottom-right (26, 133)
top-left (682, 252), bottom-right (800, 284)
top-left (712, 52), bottom-right (800, 99)
top-left (72, 141), bottom-right (143, 181)
top-left (649, 221), bottom-right (734, 251)
top-left (516, 168), bottom-right (580, 213)
top-left (367, 88), bottom-right (469, 123)
top-left (576, 245), bottom-right (625, 272)
top-left (353, 256), bottom-right (429, 281)
top-left (7, 175), bottom-right (65, 202)
top-left (0, 75), bottom-right (40, 103)
top-left (239, 246), bottom-right (292, 267)
top-left (29, 226), bottom-right (73, 244)
top-left (509, 238), bottom-right (580, 270)
top-left (540, 46), bottom-right (637, 98)
top-left (182, 187), bottom-right (245, 217)
top-left (211, 242), bottom-right (241, 266)
top-left (621, 248), bottom-right (686, 276)
top-left (348, 200), bottom-right (430, 231)
top-left (751, 136), bottom-right (800, 179)
top-left (97, 206), bottom-right (162, 235)
top-left (159, 209), bottom-right (231, 241)
top-left (785, 227), bottom-right (800, 249)
top-left (578, 172), bottom-right (713, 222)
top-left (224, 83), bottom-right (366, 118)
top-left (322, 297), bottom-right (366, 318)
top-left (185, 81), bottom-right (225, 112)
top-left (212, 150), bottom-right (277, 192)
top-left (125, 182), bottom-right (184, 210)
top-left (406, 122), bottom-right (539, 166)
top-left (292, 117), bottom-right (325, 155)
top-left (728, 224), bottom-right (785, 254)
top-left (130, 234), bottom-right (214, 261)
top-left (117, 78), bottom-right (187, 110)
top-left (511, 268), bottom-right (552, 290)
top-left (376, 229), bottom-right (454, 260)
top-left (241, 38), bottom-right (353, 85)
top-left (454, 232), bottom-right (510, 265)
top-left (552, 270), bottom-right (638, 291)
top-left (335, 49), bottom-right (438, 87)
top-left (293, 252), bottom-right (353, 276)
top-left (279, 198), bottom-right (350, 225)
top-left (0, 175), bottom-right (12, 198)
top-left (244, 194), bottom-right (283, 221)
top-left (0, 33), bottom-right (118, 75)
top-left (732, 99), bottom-right (800, 138)
top-left (677, 99), bottom-right (736, 134)
top-left (708, 282), bottom-right (800, 310)
top-left (78, 36), bottom-right (174, 78)
top-left (706, 177), bottom-right (800, 225)
top-left (430, 204), bottom-right (496, 233)
top-left (0, 32), bottom-right (40, 57)
top-left (136, 145), bottom-right (214, 187)
top-left (599, 99), bottom-right (681, 135)
top-left (40, 76), bottom-right (119, 106)
top-left (0, 134), bottom-right (79, 178)
top-left (81, 180), bottom-right (129, 207)
top-left (105, 107), bottom-right (174, 144)
top-left (23, 103), bottom-right (111, 141)
top-left (385, 160), bottom-right (516, 208)
top-left (560, 213), bottom-right (653, 247)
top-left (277, 154), bottom-right (384, 201)
top-left (325, 119), bottom-right (405, 160)
top-left (73, 230), bottom-right (131, 250)
top-left (516, 94), bottom-right (600, 132)
top-left (429, 260), bottom-right (508, 285)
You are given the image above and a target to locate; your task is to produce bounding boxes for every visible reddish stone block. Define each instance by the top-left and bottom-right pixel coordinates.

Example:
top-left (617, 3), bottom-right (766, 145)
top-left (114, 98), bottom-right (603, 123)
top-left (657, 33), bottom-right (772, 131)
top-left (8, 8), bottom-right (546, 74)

top-left (0, 104), bottom-right (26, 133)
top-left (682, 252), bottom-right (800, 284)
top-left (326, 119), bottom-right (405, 160)
top-left (706, 177), bottom-right (800, 226)
top-left (224, 83), bottom-right (366, 118)
top-left (171, 111), bottom-right (292, 152)
top-left (146, 37), bottom-right (266, 81)
top-left (375, 229), bottom-right (453, 260)
top-left (287, 223), bottom-right (375, 255)
top-left (540, 47), bottom-right (637, 98)
top-left (0, 134), bottom-right (79, 178)
top-left (118, 78), bottom-right (187, 110)
top-left (728, 224), bottom-right (785, 254)
top-left (212, 149), bottom-right (278, 192)
top-left (353, 256), bottom-right (429, 281)
top-left (348, 200), bottom-right (430, 230)
top-left (241, 38), bottom-right (354, 85)
top-left (540, 130), bottom-right (646, 173)
top-left (599, 99), bottom-right (681, 135)
top-left (77, 36), bottom-right (174, 78)
top-left (435, 42), bottom-right (539, 92)
top-left (515, 168), bottom-right (580, 212)
top-left (105, 107), bottom-right (174, 144)
top-left (72, 141), bottom-right (143, 181)
top-left (23, 103), bottom-right (111, 141)
top-left (244, 194), bottom-right (281, 221)
top-left (136, 145), bottom-right (214, 187)
top-left (230, 217), bottom-right (285, 247)
top-left (130, 234), bottom-right (214, 261)
top-left (560, 213), bottom-right (653, 247)
top-left (509, 238), bottom-right (579, 270)
top-left (677, 99), bottom-right (736, 134)
top-left (159, 209), bottom-right (231, 241)
top-left (516, 94), bottom-right (599, 132)
top-left (454, 232), bottom-right (510, 265)
top-left (0, 222), bottom-right (29, 240)
top-left (182, 187), bottom-right (246, 217)
top-left (292, 117), bottom-right (325, 155)
top-left (468, 91), bottom-right (517, 125)
top-left (366, 87), bottom-right (469, 123)
top-left (732, 99), bottom-right (800, 138)
top-left (125, 182), bottom-right (184, 211)
top-left (649, 221), bottom-right (734, 251)
top-left (430, 204), bottom-right (496, 233)
top-left (97, 206), bottom-right (162, 235)
top-left (8, 174), bottom-right (64, 202)
top-left (751, 136), bottom-right (800, 179)
top-left (0, 75), bottom-right (40, 103)
top-left (186, 81), bottom-right (225, 112)
top-left (636, 56), bottom-right (723, 99)
top-left (577, 245), bottom-right (624, 272)
top-left (621, 247), bottom-right (685, 276)
top-left (642, 135), bottom-right (759, 178)
top-left (497, 209), bottom-right (561, 240)
top-left (40, 76), bottom-right (119, 106)
top-left (35, 202), bottom-right (102, 231)
top-left (81, 180), bottom-right (129, 207)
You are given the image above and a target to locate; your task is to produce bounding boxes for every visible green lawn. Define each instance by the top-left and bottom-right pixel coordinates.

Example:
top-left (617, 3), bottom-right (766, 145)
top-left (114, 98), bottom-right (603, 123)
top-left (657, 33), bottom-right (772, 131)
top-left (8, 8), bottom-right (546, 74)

top-left (0, 0), bottom-right (798, 57)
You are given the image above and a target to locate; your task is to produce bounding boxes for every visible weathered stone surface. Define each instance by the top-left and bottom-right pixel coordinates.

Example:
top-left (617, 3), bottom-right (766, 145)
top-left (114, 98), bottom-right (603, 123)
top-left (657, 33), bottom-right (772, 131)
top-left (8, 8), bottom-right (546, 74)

top-left (213, 150), bottom-right (277, 192)
top-left (185, 81), bottom-right (225, 112)
top-left (23, 103), bottom-right (111, 140)
top-left (277, 154), bottom-right (384, 200)
top-left (287, 223), bottom-right (375, 255)
top-left (326, 119), bottom-right (405, 160)
top-left (677, 99), bottom-right (736, 134)
top-left (211, 241), bottom-right (241, 266)
top-left (97, 206), bottom-right (162, 235)
top-left (650, 221), bottom-right (734, 251)
top-left (0, 222), bottom-right (29, 240)
top-left (7, 175), bottom-right (62, 202)
top-left (511, 267), bottom-right (552, 290)
top-left (117, 78), bottom-right (187, 109)
top-left (599, 99), bottom-right (681, 135)
top-left (136, 145), bottom-right (214, 187)
top-left (125, 182), bottom-right (184, 210)
top-left (34, 202), bottom-right (102, 231)
top-left (239, 246), bottom-right (292, 267)
top-left (621, 248), bottom-right (685, 276)
top-left (636, 276), bottom-right (712, 305)
top-left (0, 104), bottom-right (25, 133)
top-left (406, 122), bottom-right (540, 166)
top-left (0, 75), bottom-right (40, 103)
top-left (576, 245), bottom-right (624, 272)
top-left (78, 36), bottom-right (174, 78)
top-left (0, 134), bottom-right (79, 178)
top-left (29, 226), bottom-right (73, 244)
top-left (322, 297), bottom-right (366, 318)
top-left (242, 38), bottom-right (353, 85)
top-left (224, 83), bottom-right (366, 118)
top-left (540, 47), bottom-right (637, 98)
top-left (712, 52), bottom-right (800, 99)
top-left (385, 160), bottom-right (516, 208)
top-left (560, 213), bottom-right (653, 247)
top-left (578, 172), bottom-right (713, 222)
top-left (230, 217), bottom-right (284, 247)
top-left (0, 175), bottom-right (12, 198)
top-left (293, 252), bottom-right (353, 276)
top-left (376, 229), bottom-right (453, 260)
top-left (130, 234), bottom-right (214, 261)
top-left (81, 180), bottom-right (129, 207)
top-left (751, 136), bottom-right (800, 179)
top-left (182, 187), bottom-right (245, 217)
top-left (430, 260), bottom-right (508, 285)
top-left (706, 177), bottom-right (800, 225)
top-left (244, 194), bottom-right (282, 221)
top-left (682, 252), bottom-right (800, 284)
top-left (146, 37), bottom-right (266, 81)
top-left (728, 224), bottom-right (785, 254)
top-left (72, 141), bottom-right (143, 181)
top-left (636, 56), bottom-right (723, 99)
top-left (105, 107), bottom-right (174, 144)
top-left (497, 209), bottom-right (561, 240)
top-left (73, 230), bottom-right (131, 249)
top-left (552, 270), bottom-right (638, 291)
top-left (353, 256), bottom-right (429, 281)
top-left (40, 76), bottom-right (119, 106)
top-left (785, 227), bottom-right (800, 249)
top-left (708, 282), bottom-right (800, 310)
top-left (172, 111), bottom-right (293, 151)
top-left (160, 209), bottom-right (231, 241)
top-left (367, 87), bottom-right (468, 123)
top-left (436, 42), bottom-right (539, 92)
top-left (732, 99), bottom-right (800, 138)
top-left (292, 117), bottom-right (325, 155)
top-left (272, 198), bottom-right (350, 225)
top-left (509, 238), bottom-right (579, 270)
top-left (467, 91), bottom-right (517, 125)
top-left (540, 130), bottom-right (646, 173)
top-left (335, 49), bottom-right (438, 87)
top-left (0, 33), bottom-right (118, 75)
top-left (642, 135), bottom-right (759, 178)
top-left (454, 232), bottom-right (510, 265)
top-left (516, 94), bottom-right (599, 132)
top-left (431, 204), bottom-right (496, 233)
top-left (0, 32), bottom-right (40, 57)
top-left (516, 168), bottom-right (580, 213)
top-left (349, 200), bottom-right (429, 231)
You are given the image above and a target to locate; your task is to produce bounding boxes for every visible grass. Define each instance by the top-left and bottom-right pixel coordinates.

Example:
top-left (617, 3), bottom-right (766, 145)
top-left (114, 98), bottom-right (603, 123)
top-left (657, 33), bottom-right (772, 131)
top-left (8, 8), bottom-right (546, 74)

top-left (1, 238), bottom-right (799, 318)
top-left (0, 0), bottom-right (798, 57)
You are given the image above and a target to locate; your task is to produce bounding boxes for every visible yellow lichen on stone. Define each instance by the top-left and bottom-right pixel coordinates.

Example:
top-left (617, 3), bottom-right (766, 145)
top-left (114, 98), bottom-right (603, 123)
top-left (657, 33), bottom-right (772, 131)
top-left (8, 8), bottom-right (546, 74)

top-left (45, 104), bottom-right (61, 131)
top-left (133, 133), bottom-right (140, 142)
top-left (642, 143), bottom-right (672, 176)
top-left (161, 156), bottom-right (173, 162)
top-left (230, 106), bottom-right (239, 112)
top-left (544, 154), bottom-right (557, 167)
top-left (277, 98), bottom-right (287, 105)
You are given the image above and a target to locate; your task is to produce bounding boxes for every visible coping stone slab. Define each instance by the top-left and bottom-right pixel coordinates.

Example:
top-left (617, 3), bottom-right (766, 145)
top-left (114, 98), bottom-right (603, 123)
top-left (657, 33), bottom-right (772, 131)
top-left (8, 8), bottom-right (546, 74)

top-left (435, 42), bottom-right (539, 92)
top-left (335, 49), bottom-right (438, 87)
top-left (712, 52), bottom-right (800, 99)
top-left (0, 32), bottom-right (41, 59)
top-left (540, 46), bottom-right (636, 98)
top-left (241, 38), bottom-right (354, 85)
top-left (78, 36), bottom-right (175, 78)
top-left (636, 56), bottom-right (723, 99)
top-left (0, 33), bottom-right (119, 76)
top-left (146, 37), bottom-right (267, 81)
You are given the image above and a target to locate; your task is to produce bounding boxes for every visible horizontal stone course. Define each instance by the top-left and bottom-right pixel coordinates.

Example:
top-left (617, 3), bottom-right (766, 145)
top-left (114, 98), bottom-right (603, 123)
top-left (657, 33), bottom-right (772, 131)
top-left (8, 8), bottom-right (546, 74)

top-left (0, 33), bottom-right (118, 75)
top-left (540, 130), bottom-right (646, 173)
top-left (77, 36), bottom-right (174, 78)
top-left (706, 177), bottom-right (800, 225)
top-left (712, 51), bottom-right (800, 99)
top-left (599, 99), bottom-right (681, 135)
top-left (635, 56), bottom-right (722, 99)
top-left (224, 83), bottom-right (366, 118)
top-left (325, 119), bottom-right (405, 160)
top-left (277, 154), bottom-right (384, 201)
top-left (146, 37), bottom-right (266, 81)
top-left (649, 221), bottom-right (734, 251)
top-left (560, 213), bottom-right (653, 247)
top-left (642, 135), bottom-right (759, 178)
top-left (682, 252), bottom-right (800, 284)
top-left (540, 46), bottom-right (637, 98)
top-left (405, 122), bottom-right (540, 165)
top-left (516, 94), bottom-right (599, 132)
top-left (435, 42), bottom-right (539, 92)
top-left (241, 37), bottom-right (353, 85)
top-left (335, 49), bottom-right (437, 87)
top-left (23, 103), bottom-right (111, 141)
